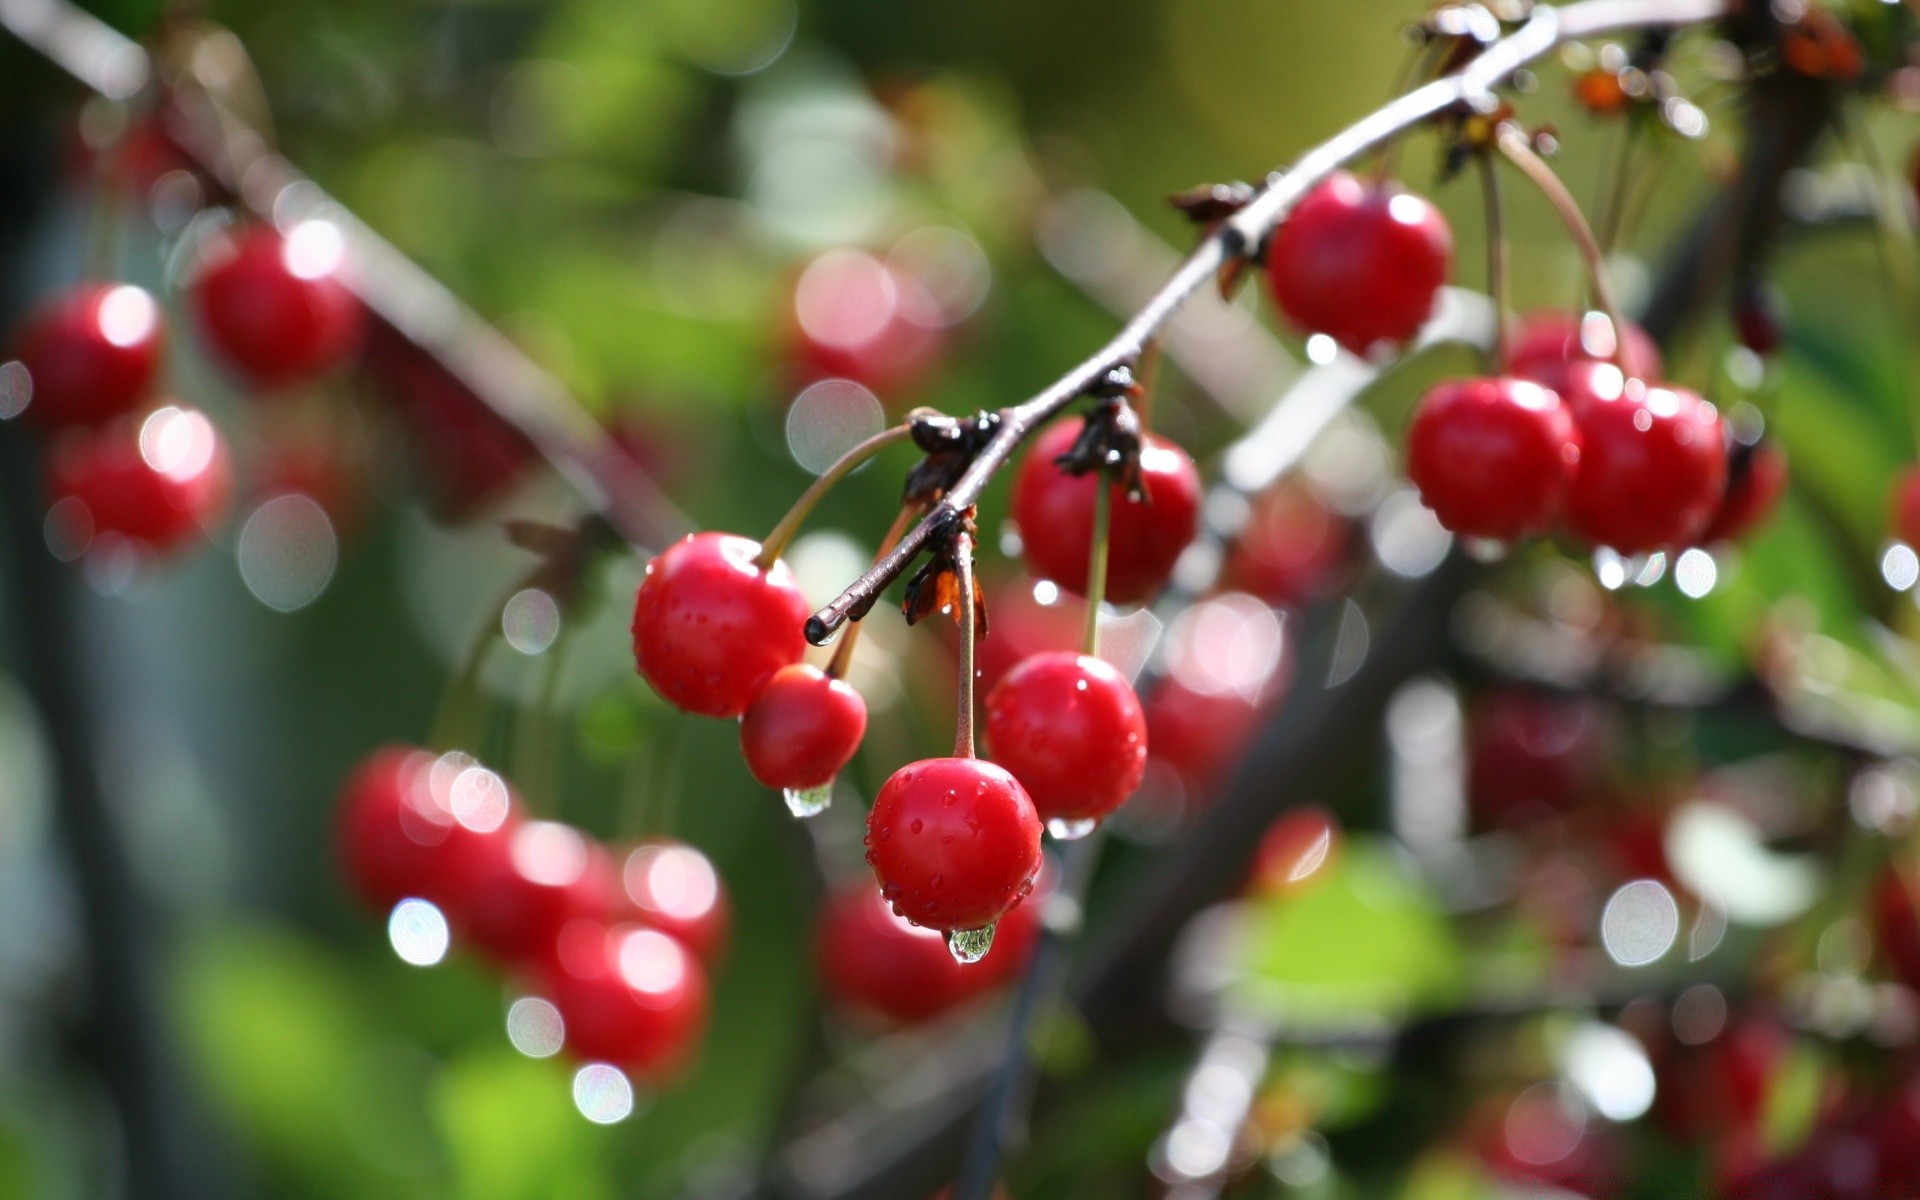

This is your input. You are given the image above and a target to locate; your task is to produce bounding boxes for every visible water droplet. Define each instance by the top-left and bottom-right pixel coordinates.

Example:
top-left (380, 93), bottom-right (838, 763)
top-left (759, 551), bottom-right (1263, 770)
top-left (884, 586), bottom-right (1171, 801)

top-left (1047, 816), bottom-right (1097, 840)
top-left (783, 782), bottom-right (833, 818)
top-left (946, 923), bottom-right (995, 963)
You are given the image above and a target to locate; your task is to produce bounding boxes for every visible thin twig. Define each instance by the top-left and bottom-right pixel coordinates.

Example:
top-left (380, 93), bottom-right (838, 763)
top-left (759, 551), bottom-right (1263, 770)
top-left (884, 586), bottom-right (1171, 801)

top-left (759, 423), bottom-right (916, 568)
top-left (954, 527), bottom-right (979, 760)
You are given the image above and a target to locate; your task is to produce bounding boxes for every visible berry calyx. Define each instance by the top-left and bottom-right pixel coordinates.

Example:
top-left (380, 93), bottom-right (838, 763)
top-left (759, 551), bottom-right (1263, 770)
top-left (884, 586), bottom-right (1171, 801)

top-left (1508, 309), bottom-right (1663, 398)
top-left (814, 880), bottom-right (1040, 1026)
top-left (1700, 436), bottom-right (1788, 545)
top-left (47, 404), bottom-right (231, 555)
top-left (865, 757), bottom-right (1042, 934)
top-left (739, 663), bottom-right (868, 792)
top-left (1889, 465), bottom-right (1920, 549)
top-left (334, 746), bottom-right (520, 912)
top-left (620, 840), bottom-right (730, 965)
top-left (9, 284), bottom-right (163, 427)
top-left (448, 820), bottom-right (622, 967)
top-left (630, 531), bottom-right (810, 718)
top-left (1264, 171), bottom-right (1453, 356)
top-left (1405, 376), bottom-right (1581, 542)
top-left (1561, 380), bottom-right (1728, 553)
top-left (1010, 418), bottom-right (1200, 606)
top-left (188, 222), bottom-right (364, 392)
top-left (985, 651), bottom-right (1147, 826)
top-left (546, 922), bottom-right (708, 1081)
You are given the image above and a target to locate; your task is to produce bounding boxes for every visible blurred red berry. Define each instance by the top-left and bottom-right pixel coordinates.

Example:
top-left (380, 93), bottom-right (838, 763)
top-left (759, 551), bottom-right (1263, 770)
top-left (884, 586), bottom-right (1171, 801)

top-left (546, 923), bottom-right (708, 1081)
top-left (9, 284), bottom-right (163, 427)
top-left (1562, 381), bottom-right (1728, 553)
top-left (815, 879), bottom-right (1041, 1025)
top-left (620, 840), bottom-right (731, 966)
top-left (188, 222), bottom-right (364, 391)
top-left (47, 405), bottom-right (230, 555)
top-left (1406, 376), bottom-right (1581, 542)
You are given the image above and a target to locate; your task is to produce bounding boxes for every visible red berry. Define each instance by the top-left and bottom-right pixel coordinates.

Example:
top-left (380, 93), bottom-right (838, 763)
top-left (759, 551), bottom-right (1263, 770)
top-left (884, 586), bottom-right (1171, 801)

top-left (739, 664), bottom-right (868, 790)
top-left (1562, 380), bottom-right (1728, 553)
top-left (985, 651), bottom-right (1147, 826)
top-left (1467, 689), bottom-right (1606, 827)
top-left (1735, 286), bottom-right (1785, 357)
top-left (546, 923), bottom-right (707, 1081)
top-left (1700, 437), bottom-right (1788, 545)
top-left (188, 222), bottom-right (363, 391)
top-left (1010, 418), bottom-right (1201, 606)
top-left (1875, 864), bottom-right (1920, 993)
top-left (1264, 171), bottom-right (1452, 356)
top-left (630, 532), bottom-right (811, 718)
top-left (449, 820), bottom-right (622, 967)
top-left (865, 757), bottom-right (1042, 933)
top-left (47, 405), bottom-right (231, 555)
top-left (1509, 309), bottom-right (1664, 397)
top-left (10, 284), bottom-right (163, 427)
top-left (1889, 466), bottom-right (1920, 549)
top-left (1406, 376), bottom-right (1581, 541)
top-left (1220, 483), bottom-right (1348, 606)
top-left (1142, 592), bottom-right (1291, 795)
top-left (620, 840), bottom-right (730, 965)
top-left (1247, 807), bottom-right (1340, 897)
top-left (814, 880), bottom-right (1040, 1025)
top-left (786, 248), bottom-right (944, 404)
top-left (973, 579), bottom-right (1085, 699)
top-left (334, 747), bottom-right (519, 912)
top-left (365, 327), bottom-right (536, 518)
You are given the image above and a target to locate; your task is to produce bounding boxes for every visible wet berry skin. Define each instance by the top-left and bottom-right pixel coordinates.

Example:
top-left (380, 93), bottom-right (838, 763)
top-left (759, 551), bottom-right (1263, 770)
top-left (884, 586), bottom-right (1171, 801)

top-left (546, 923), bottom-right (708, 1081)
top-left (865, 757), bottom-right (1043, 932)
top-left (739, 664), bottom-right (868, 790)
top-left (10, 284), bottom-right (163, 427)
top-left (1701, 437), bottom-right (1788, 545)
top-left (1264, 171), bottom-right (1453, 356)
top-left (1508, 309), bottom-right (1664, 397)
top-left (334, 745), bottom-right (519, 912)
top-left (188, 223), bottom-right (364, 391)
top-left (1562, 381), bottom-right (1728, 553)
top-left (619, 840), bottom-right (731, 965)
top-left (448, 821), bottom-right (622, 967)
top-left (47, 406), bottom-right (231, 555)
top-left (1889, 465), bottom-right (1920, 549)
top-left (1406, 376), bottom-right (1581, 542)
top-left (631, 532), bottom-right (811, 718)
top-left (986, 651), bottom-right (1147, 825)
top-left (1010, 418), bottom-right (1201, 607)
top-left (814, 881), bottom-right (1040, 1025)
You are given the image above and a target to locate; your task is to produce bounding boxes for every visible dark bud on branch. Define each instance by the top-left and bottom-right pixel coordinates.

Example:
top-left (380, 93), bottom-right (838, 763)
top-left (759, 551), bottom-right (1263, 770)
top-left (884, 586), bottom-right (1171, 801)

top-left (1169, 182), bottom-right (1260, 299)
top-left (904, 409), bottom-right (1004, 508)
top-left (1055, 381), bottom-right (1148, 503)
top-left (503, 515), bottom-right (620, 612)
top-left (902, 507), bottom-right (987, 636)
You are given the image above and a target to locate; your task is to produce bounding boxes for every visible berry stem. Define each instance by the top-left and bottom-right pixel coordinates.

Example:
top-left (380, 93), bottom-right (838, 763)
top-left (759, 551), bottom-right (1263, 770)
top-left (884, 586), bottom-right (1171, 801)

top-left (1081, 470), bottom-right (1112, 657)
top-left (81, 103), bottom-right (129, 281)
top-left (825, 500), bottom-right (923, 680)
top-left (1477, 149), bottom-right (1510, 372)
top-left (756, 423), bottom-right (916, 569)
top-left (509, 620), bottom-right (571, 815)
top-left (429, 613), bottom-right (501, 754)
top-left (1497, 126), bottom-right (1646, 381)
top-left (1132, 338), bottom-right (1162, 433)
top-left (954, 526), bottom-right (979, 760)
top-left (1593, 115), bottom-right (1640, 258)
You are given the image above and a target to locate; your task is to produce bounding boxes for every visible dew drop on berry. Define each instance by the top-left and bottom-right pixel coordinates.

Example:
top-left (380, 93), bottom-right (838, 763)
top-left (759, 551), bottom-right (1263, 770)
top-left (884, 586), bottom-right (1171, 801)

top-left (783, 782), bottom-right (833, 818)
top-left (946, 922), bottom-right (996, 964)
top-left (1047, 816), bottom-right (1098, 841)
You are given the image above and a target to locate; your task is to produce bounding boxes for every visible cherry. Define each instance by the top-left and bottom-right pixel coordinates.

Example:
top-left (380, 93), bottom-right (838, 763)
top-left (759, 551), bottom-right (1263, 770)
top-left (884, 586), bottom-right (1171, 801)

top-left (1142, 592), bottom-right (1290, 795)
top-left (1220, 482), bottom-right (1348, 606)
top-left (1247, 807), bottom-right (1340, 897)
top-left (47, 405), bottom-right (231, 555)
top-left (865, 757), bottom-right (1043, 933)
top-left (1701, 436), bottom-right (1788, 545)
top-left (334, 746), bottom-right (519, 912)
top-left (973, 579), bottom-right (1085, 699)
top-left (786, 248), bottom-right (944, 404)
top-left (985, 651), bottom-right (1147, 826)
top-left (630, 532), bottom-right (811, 718)
top-left (448, 820), bottom-right (622, 967)
top-left (1467, 688), bottom-right (1605, 828)
top-left (814, 879), bottom-right (1041, 1026)
top-left (739, 664), bottom-right (868, 791)
top-left (1873, 863), bottom-right (1920, 993)
top-left (546, 922), bottom-right (708, 1081)
top-left (620, 840), bottom-right (730, 965)
top-left (1010, 418), bottom-right (1201, 606)
top-left (1508, 309), bottom-right (1663, 399)
top-left (188, 222), bottom-right (364, 391)
top-left (9, 284), bottom-right (163, 427)
top-left (1561, 379), bottom-right (1728, 553)
top-left (1406, 376), bottom-right (1582, 542)
top-left (1263, 170), bottom-right (1452, 356)
top-left (1651, 1009), bottom-right (1788, 1141)
top-left (1888, 465), bottom-right (1920, 549)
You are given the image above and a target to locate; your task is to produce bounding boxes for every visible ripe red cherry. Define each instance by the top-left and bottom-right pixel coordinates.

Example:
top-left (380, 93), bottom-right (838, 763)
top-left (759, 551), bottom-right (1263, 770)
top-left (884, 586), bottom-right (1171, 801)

top-left (620, 840), bottom-right (730, 965)
top-left (1700, 437), bottom-right (1788, 544)
top-left (985, 651), bottom-right (1147, 826)
top-left (448, 820), bottom-right (622, 967)
top-left (814, 880), bottom-right (1041, 1025)
top-left (10, 284), bottom-right (163, 427)
top-left (334, 747), bottom-right (519, 911)
top-left (1247, 807), bottom-right (1340, 897)
top-left (1010, 418), bottom-right (1201, 606)
top-left (739, 664), bottom-right (868, 791)
top-left (1221, 482), bottom-right (1347, 606)
top-left (786, 248), bottom-right (944, 404)
top-left (188, 222), bottom-right (364, 391)
top-left (865, 757), bottom-right (1042, 933)
top-left (1509, 309), bottom-right (1664, 397)
top-left (1467, 689), bottom-right (1605, 827)
top-left (47, 405), bottom-right (231, 554)
top-left (973, 580), bottom-right (1084, 699)
top-left (1406, 376), bottom-right (1581, 541)
top-left (1889, 466), bottom-right (1920, 548)
top-left (1562, 380), bottom-right (1728, 553)
top-left (631, 532), bottom-right (811, 718)
top-left (1264, 171), bottom-right (1453, 356)
top-left (546, 923), bottom-right (708, 1081)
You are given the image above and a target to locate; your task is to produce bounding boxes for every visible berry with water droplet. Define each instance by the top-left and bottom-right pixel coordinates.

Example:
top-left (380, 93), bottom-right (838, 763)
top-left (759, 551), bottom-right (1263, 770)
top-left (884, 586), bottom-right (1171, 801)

top-left (1508, 309), bottom-right (1663, 398)
top-left (739, 663), bottom-right (868, 792)
top-left (448, 820), bottom-right (622, 967)
top-left (334, 746), bottom-right (519, 911)
top-left (865, 757), bottom-right (1042, 933)
top-left (1010, 418), bottom-right (1201, 606)
top-left (986, 651), bottom-right (1147, 826)
top-left (1562, 381), bottom-right (1727, 553)
top-left (1700, 436), bottom-right (1787, 545)
top-left (545, 923), bottom-right (708, 1081)
top-left (631, 532), bottom-right (810, 718)
top-left (1263, 171), bottom-right (1452, 356)
top-left (9, 284), bottom-right (163, 427)
top-left (619, 839), bottom-right (730, 965)
top-left (188, 223), bottom-right (364, 391)
top-left (1406, 376), bottom-right (1581, 542)
top-left (47, 405), bottom-right (231, 554)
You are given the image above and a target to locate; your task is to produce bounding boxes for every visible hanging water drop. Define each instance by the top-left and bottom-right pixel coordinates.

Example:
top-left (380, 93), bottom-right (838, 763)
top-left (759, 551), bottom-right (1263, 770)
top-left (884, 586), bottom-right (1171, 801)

top-left (946, 923), bottom-right (995, 963)
top-left (784, 782), bottom-right (834, 818)
top-left (1047, 816), bottom-right (1098, 841)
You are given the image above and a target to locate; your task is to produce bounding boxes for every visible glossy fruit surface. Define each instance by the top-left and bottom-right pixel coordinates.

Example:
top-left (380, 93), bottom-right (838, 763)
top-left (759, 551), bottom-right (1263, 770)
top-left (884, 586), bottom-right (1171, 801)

top-left (1889, 465), bottom-right (1920, 549)
top-left (189, 222), bottom-right (363, 390)
top-left (1010, 418), bottom-right (1200, 606)
top-left (1467, 689), bottom-right (1605, 827)
top-left (335, 747), bottom-right (518, 911)
top-left (1406, 376), bottom-right (1581, 541)
top-left (631, 532), bottom-right (811, 718)
top-left (739, 663), bottom-right (868, 790)
top-left (10, 284), bottom-right (163, 427)
top-left (48, 405), bottom-right (231, 554)
top-left (865, 757), bottom-right (1042, 931)
top-left (1701, 437), bottom-right (1788, 545)
top-left (546, 923), bottom-right (708, 1080)
top-left (814, 881), bottom-right (1039, 1025)
top-left (1562, 381), bottom-right (1728, 553)
top-left (1247, 807), bottom-right (1340, 896)
top-left (450, 820), bottom-right (621, 966)
top-left (985, 651), bottom-right (1147, 824)
top-left (1264, 171), bottom-right (1452, 355)
top-left (1509, 309), bottom-right (1663, 397)
top-left (973, 580), bottom-right (1085, 699)
top-left (620, 840), bottom-right (730, 965)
